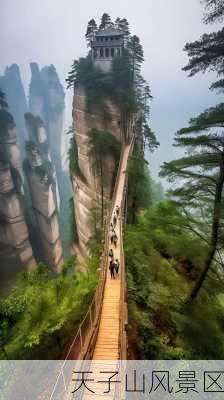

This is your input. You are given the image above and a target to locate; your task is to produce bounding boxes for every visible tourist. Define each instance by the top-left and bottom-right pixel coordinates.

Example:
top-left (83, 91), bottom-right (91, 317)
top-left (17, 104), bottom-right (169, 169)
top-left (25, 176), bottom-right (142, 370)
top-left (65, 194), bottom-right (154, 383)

top-left (110, 232), bottom-right (114, 245)
top-left (115, 259), bottom-right (120, 275)
top-left (113, 233), bottom-right (118, 248)
top-left (113, 213), bottom-right (117, 227)
top-left (108, 248), bottom-right (114, 259)
top-left (109, 260), bottom-right (115, 279)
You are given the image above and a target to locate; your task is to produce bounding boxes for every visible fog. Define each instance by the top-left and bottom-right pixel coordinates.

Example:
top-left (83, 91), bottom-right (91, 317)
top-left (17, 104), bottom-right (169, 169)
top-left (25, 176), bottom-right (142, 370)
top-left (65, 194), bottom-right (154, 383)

top-left (1, 0), bottom-right (222, 180)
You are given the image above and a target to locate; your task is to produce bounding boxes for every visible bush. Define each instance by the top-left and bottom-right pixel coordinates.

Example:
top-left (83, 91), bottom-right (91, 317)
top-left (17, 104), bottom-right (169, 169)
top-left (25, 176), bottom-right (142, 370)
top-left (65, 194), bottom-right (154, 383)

top-left (0, 254), bottom-right (99, 359)
top-left (125, 200), bottom-right (224, 359)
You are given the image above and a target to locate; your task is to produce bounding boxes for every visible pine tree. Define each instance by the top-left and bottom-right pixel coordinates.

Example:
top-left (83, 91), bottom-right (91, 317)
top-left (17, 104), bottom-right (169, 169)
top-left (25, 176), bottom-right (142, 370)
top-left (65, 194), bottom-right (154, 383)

top-left (203, 0), bottom-right (224, 23)
top-left (160, 104), bottom-right (224, 301)
top-left (183, 29), bottom-right (224, 92)
top-left (183, 0), bottom-right (224, 92)
top-left (66, 59), bottom-right (79, 89)
top-left (85, 19), bottom-right (98, 47)
top-left (99, 13), bottom-right (113, 30)
top-left (115, 17), bottom-right (130, 39)
top-left (127, 35), bottom-right (144, 81)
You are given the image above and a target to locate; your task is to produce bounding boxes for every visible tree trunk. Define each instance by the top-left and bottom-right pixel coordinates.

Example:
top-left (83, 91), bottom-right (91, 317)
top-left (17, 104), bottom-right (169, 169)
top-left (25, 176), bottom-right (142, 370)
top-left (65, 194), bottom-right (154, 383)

top-left (189, 160), bottom-right (224, 301)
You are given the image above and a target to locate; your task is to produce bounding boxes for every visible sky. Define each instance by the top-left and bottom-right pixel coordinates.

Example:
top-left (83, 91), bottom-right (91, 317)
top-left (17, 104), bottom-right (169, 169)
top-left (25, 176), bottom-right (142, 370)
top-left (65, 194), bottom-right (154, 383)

top-left (1, 0), bottom-right (222, 182)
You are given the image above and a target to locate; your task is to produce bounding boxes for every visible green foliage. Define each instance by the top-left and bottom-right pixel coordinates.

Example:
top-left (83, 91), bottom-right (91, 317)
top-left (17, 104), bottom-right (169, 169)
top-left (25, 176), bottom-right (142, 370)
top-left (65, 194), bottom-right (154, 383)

top-left (151, 179), bottom-right (164, 203)
top-left (110, 50), bottom-right (137, 115)
top-left (0, 254), bottom-right (99, 359)
top-left (66, 56), bottom-right (112, 116)
top-left (115, 17), bottom-right (130, 38)
top-left (88, 128), bottom-right (121, 163)
top-left (66, 17), bottom-right (157, 149)
top-left (88, 128), bottom-right (121, 227)
top-left (203, 0), bottom-right (224, 24)
top-left (125, 200), bottom-right (224, 359)
top-left (68, 133), bottom-right (85, 181)
top-left (183, 0), bottom-right (224, 92)
top-left (69, 197), bottom-right (79, 245)
top-left (127, 35), bottom-right (144, 79)
top-left (127, 148), bottom-right (152, 224)
top-left (99, 13), bottom-right (113, 30)
top-left (160, 104), bottom-right (224, 300)
top-left (85, 19), bottom-right (98, 47)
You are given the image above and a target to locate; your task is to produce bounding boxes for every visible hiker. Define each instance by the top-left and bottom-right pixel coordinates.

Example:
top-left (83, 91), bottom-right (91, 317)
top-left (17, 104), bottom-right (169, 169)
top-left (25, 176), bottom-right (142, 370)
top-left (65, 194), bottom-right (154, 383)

top-left (115, 259), bottom-right (120, 275)
top-left (108, 248), bottom-right (114, 259)
top-left (113, 233), bottom-right (118, 248)
top-left (116, 205), bottom-right (120, 217)
top-left (109, 260), bottom-right (115, 279)
top-left (110, 233), bottom-right (114, 245)
top-left (113, 213), bottom-right (117, 227)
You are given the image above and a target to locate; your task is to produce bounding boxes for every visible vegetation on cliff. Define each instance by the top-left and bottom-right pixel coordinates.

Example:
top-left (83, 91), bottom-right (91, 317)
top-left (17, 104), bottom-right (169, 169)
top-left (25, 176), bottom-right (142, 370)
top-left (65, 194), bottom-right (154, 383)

top-left (0, 252), bottom-right (99, 359)
top-left (88, 128), bottom-right (121, 228)
top-left (126, 0), bottom-right (224, 360)
top-left (125, 200), bottom-right (224, 359)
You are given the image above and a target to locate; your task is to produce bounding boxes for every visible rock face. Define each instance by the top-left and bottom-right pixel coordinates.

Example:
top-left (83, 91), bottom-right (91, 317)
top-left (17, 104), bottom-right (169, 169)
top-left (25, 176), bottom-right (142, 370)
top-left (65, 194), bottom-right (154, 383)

top-left (24, 141), bottom-right (64, 272)
top-left (0, 64), bottom-right (28, 151)
top-left (0, 109), bottom-right (36, 270)
top-left (29, 63), bottom-right (65, 204)
top-left (72, 85), bottom-right (121, 257)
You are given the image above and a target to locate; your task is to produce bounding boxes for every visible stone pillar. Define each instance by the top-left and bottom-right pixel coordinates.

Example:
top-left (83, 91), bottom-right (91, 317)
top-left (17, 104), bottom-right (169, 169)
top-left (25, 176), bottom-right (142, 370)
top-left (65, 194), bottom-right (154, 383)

top-left (25, 144), bottom-right (64, 272)
top-left (0, 110), bottom-right (36, 270)
top-left (72, 85), bottom-right (122, 258)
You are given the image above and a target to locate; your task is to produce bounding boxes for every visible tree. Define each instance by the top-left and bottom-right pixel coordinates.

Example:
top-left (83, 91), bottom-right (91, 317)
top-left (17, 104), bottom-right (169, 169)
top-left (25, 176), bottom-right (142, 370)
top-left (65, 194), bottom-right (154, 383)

top-left (115, 17), bottom-right (130, 40)
top-left (183, 29), bottom-right (224, 92)
top-left (99, 13), bottom-right (113, 30)
top-left (160, 104), bottom-right (224, 301)
top-left (127, 35), bottom-right (144, 82)
top-left (85, 19), bottom-right (98, 47)
top-left (127, 150), bottom-right (152, 224)
top-left (183, 0), bottom-right (224, 92)
top-left (202, 0), bottom-right (224, 23)
top-left (88, 128), bottom-right (120, 228)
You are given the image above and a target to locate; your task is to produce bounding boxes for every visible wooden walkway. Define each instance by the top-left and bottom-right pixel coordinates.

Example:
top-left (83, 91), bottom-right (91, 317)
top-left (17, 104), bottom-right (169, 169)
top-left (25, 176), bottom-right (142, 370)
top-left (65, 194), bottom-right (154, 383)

top-left (93, 143), bottom-right (131, 360)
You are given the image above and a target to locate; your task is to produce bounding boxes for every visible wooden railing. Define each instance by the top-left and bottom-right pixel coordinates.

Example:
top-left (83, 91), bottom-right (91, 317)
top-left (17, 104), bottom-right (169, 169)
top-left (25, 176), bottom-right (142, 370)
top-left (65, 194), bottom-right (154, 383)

top-left (50, 133), bottom-right (134, 399)
top-left (119, 132), bottom-right (136, 361)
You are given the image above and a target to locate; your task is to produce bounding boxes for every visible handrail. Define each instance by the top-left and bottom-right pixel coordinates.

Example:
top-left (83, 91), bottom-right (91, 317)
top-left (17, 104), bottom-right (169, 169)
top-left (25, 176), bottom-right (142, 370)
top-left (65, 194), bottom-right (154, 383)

top-left (119, 131), bottom-right (136, 360)
top-left (50, 139), bottom-right (128, 399)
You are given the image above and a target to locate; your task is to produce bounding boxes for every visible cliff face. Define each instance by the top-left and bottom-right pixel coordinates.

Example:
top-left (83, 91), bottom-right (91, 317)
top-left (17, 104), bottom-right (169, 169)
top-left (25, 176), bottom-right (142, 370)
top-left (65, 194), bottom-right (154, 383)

top-left (0, 110), bottom-right (36, 270)
top-left (24, 116), bottom-right (64, 272)
top-left (0, 64), bottom-right (28, 151)
top-left (72, 85), bottom-right (122, 257)
top-left (29, 63), bottom-right (65, 204)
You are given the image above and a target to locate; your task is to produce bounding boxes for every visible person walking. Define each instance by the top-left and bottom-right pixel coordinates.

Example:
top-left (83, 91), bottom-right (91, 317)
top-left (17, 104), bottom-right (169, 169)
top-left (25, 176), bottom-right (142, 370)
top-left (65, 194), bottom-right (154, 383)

top-left (110, 232), bottom-right (114, 245)
top-left (109, 260), bottom-right (115, 279)
top-left (115, 259), bottom-right (120, 275)
top-left (113, 233), bottom-right (118, 248)
top-left (113, 213), bottom-right (117, 227)
top-left (108, 248), bottom-right (114, 259)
